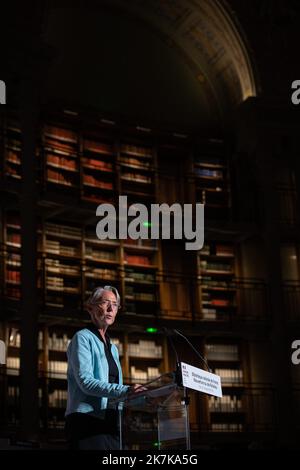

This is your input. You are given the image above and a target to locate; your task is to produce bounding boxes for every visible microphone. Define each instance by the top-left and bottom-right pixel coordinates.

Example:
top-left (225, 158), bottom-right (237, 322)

top-left (172, 328), bottom-right (212, 373)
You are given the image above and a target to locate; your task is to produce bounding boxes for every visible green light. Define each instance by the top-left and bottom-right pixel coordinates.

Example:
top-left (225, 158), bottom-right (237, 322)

top-left (146, 327), bottom-right (157, 333)
top-left (143, 221), bottom-right (152, 227)
top-left (153, 442), bottom-right (159, 447)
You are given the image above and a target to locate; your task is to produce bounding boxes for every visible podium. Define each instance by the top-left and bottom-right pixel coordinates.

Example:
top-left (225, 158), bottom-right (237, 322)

top-left (111, 362), bottom-right (222, 450)
top-left (111, 372), bottom-right (191, 450)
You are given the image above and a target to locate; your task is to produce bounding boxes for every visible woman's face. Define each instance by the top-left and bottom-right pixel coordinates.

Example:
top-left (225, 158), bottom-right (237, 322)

top-left (89, 290), bottom-right (119, 330)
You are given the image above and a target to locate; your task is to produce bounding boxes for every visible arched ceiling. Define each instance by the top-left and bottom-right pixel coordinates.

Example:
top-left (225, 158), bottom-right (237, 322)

top-left (43, 0), bottom-right (259, 131)
top-left (113, 0), bottom-right (259, 110)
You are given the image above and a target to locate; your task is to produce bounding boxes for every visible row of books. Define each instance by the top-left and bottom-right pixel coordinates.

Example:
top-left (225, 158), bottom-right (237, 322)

top-left (8, 330), bottom-right (71, 351)
top-left (46, 278), bottom-right (79, 293)
top-left (45, 240), bottom-right (80, 257)
top-left (45, 222), bottom-right (82, 239)
top-left (85, 266), bottom-right (118, 280)
top-left (201, 277), bottom-right (235, 289)
top-left (48, 389), bottom-right (68, 408)
top-left (6, 357), bottom-right (20, 369)
top-left (124, 238), bottom-right (157, 248)
top-left (130, 366), bottom-right (160, 381)
top-left (5, 245), bottom-right (156, 266)
top-left (47, 168), bottom-right (75, 186)
top-left (82, 158), bottom-right (113, 171)
top-left (84, 139), bottom-right (113, 155)
top-left (6, 233), bottom-right (21, 247)
top-left (6, 270), bottom-right (20, 283)
top-left (120, 143), bottom-right (152, 158)
top-left (211, 423), bottom-right (244, 432)
top-left (208, 395), bottom-right (243, 411)
top-left (214, 368), bottom-right (243, 383)
top-left (125, 292), bottom-right (156, 302)
top-left (202, 298), bottom-right (232, 307)
top-left (85, 246), bottom-right (117, 261)
top-left (202, 308), bottom-right (217, 319)
top-left (120, 155), bottom-right (152, 169)
top-left (48, 360), bottom-right (68, 375)
top-left (121, 172), bottom-right (152, 184)
top-left (49, 333), bottom-right (71, 351)
top-left (6, 166), bottom-right (21, 179)
top-left (83, 174), bottom-right (114, 189)
top-left (194, 168), bottom-right (223, 178)
top-left (45, 125), bottom-right (77, 143)
top-left (125, 270), bottom-right (156, 283)
top-left (44, 223), bottom-right (155, 244)
top-left (6, 149), bottom-right (21, 164)
top-left (205, 344), bottom-right (239, 361)
top-left (124, 254), bottom-right (153, 266)
top-left (200, 261), bottom-right (233, 272)
top-left (45, 144), bottom-right (77, 158)
top-left (47, 154), bottom-right (77, 170)
top-left (128, 340), bottom-right (162, 358)
top-left (200, 244), bottom-right (234, 257)
top-left (8, 124), bottom-right (153, 160)
top-left (46, 260), bottom-right (80, 276)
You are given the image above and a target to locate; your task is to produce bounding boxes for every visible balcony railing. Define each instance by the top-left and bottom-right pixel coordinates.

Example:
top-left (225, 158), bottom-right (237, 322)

top-left (0, 369), bottom-right (278, 437)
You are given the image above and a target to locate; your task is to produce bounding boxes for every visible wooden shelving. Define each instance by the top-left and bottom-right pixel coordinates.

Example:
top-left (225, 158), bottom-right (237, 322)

top-left (194, 139), bottom-right (231, 220)
top-left (0, 109), bottom-right (264, 443)
top-left (198, 242), bottom-right (236, 320)
top-left (205, 340), bottom-right (246, 432)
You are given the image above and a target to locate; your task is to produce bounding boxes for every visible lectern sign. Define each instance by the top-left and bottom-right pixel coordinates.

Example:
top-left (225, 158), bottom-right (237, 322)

top-left (181, 362), bottom-right (222, 398)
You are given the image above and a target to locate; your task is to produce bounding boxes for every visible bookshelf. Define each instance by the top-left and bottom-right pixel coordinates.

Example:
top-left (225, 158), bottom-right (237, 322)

top-left (127, 335), bottom-right (163, 383)
top-left (42, 221), bottom-right (82, 310)
top-left (81, 134), bottom-right (116, 204)
top-left (205, 341), bottom-right (246, 432)
top-left (119, 139), bottom-right (156, 199)
top-left (83, 225), bottom-right (121, 297)
top-left (4, 212), bottom-right (21, 300)
top-left (198, 242), bottom-right (236, 321)
top-left (0, 109), bottom-right (262, 445)
top-left (4, 120), bottom-right (22, 181)
top-left (157, 139), bottom-right (189, 206)
top-left (43, 124), bottom-right (79, 190)
top-left (123, 238), bottom-right (160, 317)
top-left (194, 140), bottom-right (231, 220)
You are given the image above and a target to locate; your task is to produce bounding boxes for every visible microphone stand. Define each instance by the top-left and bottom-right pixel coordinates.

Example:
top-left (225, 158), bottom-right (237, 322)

top-left (163, 328), bottom-right (190, 450)
top-left (173, 328), bottom-right (212, 373)
top-left (163, 328), bottom-right (182, 386)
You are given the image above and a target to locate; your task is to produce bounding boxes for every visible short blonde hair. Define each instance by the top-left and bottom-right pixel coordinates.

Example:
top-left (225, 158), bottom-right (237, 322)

top-left (85, 286), bottom-right (120, 309)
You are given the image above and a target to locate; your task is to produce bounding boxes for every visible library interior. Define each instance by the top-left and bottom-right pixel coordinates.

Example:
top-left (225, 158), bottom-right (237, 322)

top-left (1, 0), bottom-right (300, 450)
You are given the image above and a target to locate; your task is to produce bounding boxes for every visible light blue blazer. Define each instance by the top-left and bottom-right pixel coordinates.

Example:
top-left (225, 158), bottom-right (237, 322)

top-left (65, 328), bottom-right (129, 417)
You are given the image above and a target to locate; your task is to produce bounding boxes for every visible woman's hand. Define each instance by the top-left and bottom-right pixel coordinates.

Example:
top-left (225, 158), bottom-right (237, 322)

top-left (128, 383), bottom-right (148, 394)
